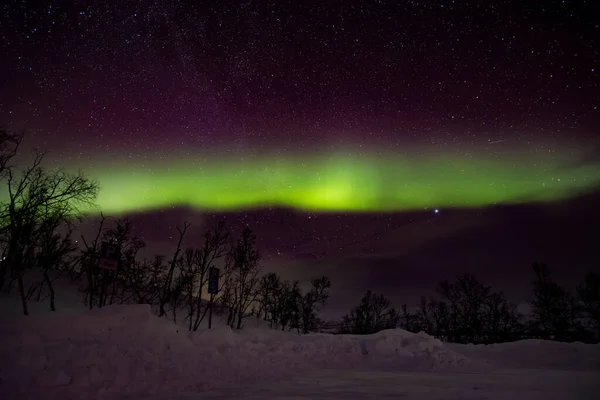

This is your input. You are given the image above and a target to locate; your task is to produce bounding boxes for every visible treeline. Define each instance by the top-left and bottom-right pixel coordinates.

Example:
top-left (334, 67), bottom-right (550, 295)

top-left (1, 129), bottom-right (599, 343)
top-left (0, 129), bottom-right (331, 332)
top-left (75, 216), bottom-right (331, 332)
top-left (338, 266), bottom-right (600, 344)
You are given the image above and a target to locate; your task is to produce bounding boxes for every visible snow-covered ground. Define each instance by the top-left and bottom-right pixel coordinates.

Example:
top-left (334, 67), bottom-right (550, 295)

top-left (195, 369), bottom-right (599, 400)
top-left (1, 290), bottom-right (599, 399)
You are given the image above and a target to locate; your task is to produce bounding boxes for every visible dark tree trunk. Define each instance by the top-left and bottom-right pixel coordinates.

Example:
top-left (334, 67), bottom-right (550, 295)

top-left (98, 271), bottom-right (108, 308)
top-left (0, 262), bottom-right (8, 293)
top-left (17, 273), bottom-right (28, 316)
top-left (43, 270), bottom-right (56, 311)
top-left (227, 306), bottom-right (234, 327)
top-left (87, 260), bottom-right (95, 310)
top-left (160, 224), bottom-right (189, 317)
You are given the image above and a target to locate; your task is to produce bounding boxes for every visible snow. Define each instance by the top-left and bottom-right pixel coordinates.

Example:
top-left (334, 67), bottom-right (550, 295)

top-left (195, 369), bottom-right (600, 400)
top-left (1, 300), bottom-right (599, 399)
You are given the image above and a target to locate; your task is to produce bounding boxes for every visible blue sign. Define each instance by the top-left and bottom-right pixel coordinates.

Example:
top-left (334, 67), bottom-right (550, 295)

top-left (208, 267), bottom-right (219, 294)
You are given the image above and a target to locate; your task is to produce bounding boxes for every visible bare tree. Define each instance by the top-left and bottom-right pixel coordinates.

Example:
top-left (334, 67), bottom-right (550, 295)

top-left (78, 216), bottom-right (164, 308)
top-left (411, 274), bottom-right (522, 343)
top-left (0, 127), bottom-right (22, 178)
top-left (256, 272), bottom-right (281, 323)
top-left (338, 290), bottom-right (399, 335)
top-left (276, 279), bottom-right (302, 331)
top-left (248, 273), bottom-right (303, 332)
top-left (256, 272), bottom-right (301, 330)
top-left (168, 260), bottom-right (187, 324)
top-left (32, 209), bottom-right (78, 311)
top-left (225, 227), bottom-right (261, 329)
top-left (99, 218), bottom-right (146, 306)
top-left (159, 221), bottom-right (190, 317)
top-left (299, 276), bottom-right (331, 333)
top-left (529, 262), bottom-right (580, 341)
top-left (187, 221), bottom-right (231, 331)
top-left (128, 254), bottom-right (166, 305)
top-left (482, 291), bottom-right (522, 343)
top-left (415, 296), bottom-right (435, 334)
top-left (435, 274), bottom-right (492, 343)
top-left (578, 272), bottom-right (600, 339)
top-left (0, 151), bottom-right (98, 315)
top-left (178, 248), bottom-right (199, 326)
top-left (79, 214), bottom-right (108, 309)
top-left (220, 273), bottom-right (235, 325)
top-left (398, 304), bottom-right (420, 333)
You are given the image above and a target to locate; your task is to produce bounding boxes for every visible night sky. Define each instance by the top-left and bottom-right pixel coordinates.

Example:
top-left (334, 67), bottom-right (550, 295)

top-left (1, 0), bottom-right (599, 316)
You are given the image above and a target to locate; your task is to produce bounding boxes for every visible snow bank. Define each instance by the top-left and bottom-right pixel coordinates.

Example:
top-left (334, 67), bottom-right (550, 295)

top-left (0, 304), bottom-right (473, 400)
top-left (449, 339), bottom-right (600, 371)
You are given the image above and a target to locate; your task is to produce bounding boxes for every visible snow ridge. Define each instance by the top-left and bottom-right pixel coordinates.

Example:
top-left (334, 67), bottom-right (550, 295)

top-left (0, 304), bottom-right (474, 399)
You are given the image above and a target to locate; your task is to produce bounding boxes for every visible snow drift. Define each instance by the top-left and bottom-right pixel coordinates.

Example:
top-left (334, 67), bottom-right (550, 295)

top-left (2, 304), bottom-right (600, 399)
top-left (1, 304), bottom-right (474, 400)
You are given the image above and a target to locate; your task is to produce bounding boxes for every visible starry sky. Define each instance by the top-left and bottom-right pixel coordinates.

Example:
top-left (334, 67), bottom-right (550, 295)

top-left (1, 0), bottom-right (599, 314)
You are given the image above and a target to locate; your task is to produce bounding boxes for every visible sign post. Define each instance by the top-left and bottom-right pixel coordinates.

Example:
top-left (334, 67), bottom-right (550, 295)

top-left (207, 267), bottom-right (219, 329)
top-left (96, 242), bottom-right (121, 308)
top-left (99, 242), bottom-right (120, 270)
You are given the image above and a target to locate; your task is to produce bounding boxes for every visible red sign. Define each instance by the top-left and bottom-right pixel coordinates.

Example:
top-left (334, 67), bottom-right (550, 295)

top-left (99, 242), bottom-right (120, 270)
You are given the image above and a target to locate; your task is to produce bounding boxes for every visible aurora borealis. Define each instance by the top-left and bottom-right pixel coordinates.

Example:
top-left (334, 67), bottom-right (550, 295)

top-left (82, 146), bottom-right (600, 215)
top-left (1, 0), bottom-right (598, 305)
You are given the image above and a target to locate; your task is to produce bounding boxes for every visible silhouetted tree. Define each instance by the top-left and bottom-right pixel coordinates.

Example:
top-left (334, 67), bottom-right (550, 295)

top-left (128, 254), bottom-right (166, 305)
top-left (79, 213), bottom-right (108, 309)
top-left (338, 290), bottom-right (399, 335)
top-left (181, 221), bottom-right (231, 331)
top-left (77, 216), bottom-right (170, 310)
top-left (411, 275), bottom-right (522, 343)
top-left (278, 279), bottom-right (302, 331)
top-left (159, 221), bottom-right (190, 317)
top-left (0, 127), bottom-right (22, 178)
top-left (178, 248), bottom-right (200, 326)
top-left (299, 276), bottom-right (331, 333)
top-left (481, 291), bottom-right (522, 343)
top-left (414, 296), bottom-right (435, 333)
top-left (256, 272), bottom-right (282, 323)
top-left (435, 274), bottom-right (490, 342)
top-left (100, 218), bottom-right (145, 306)
top-left (77, 217), bottom-right (144, 308)
top-left (577, 272), bottom-right (600, 339)
top-left (398, 304), bottom-right (420, 333)
top-left (254, 272), bottom-right (304, 331)
top-left (223, 227), bottom-right (261, 329)
top-left (0, 150), bottom-right (98, 315)
top-left (428, 299), bottom-right (453, 340)
top-left (529, 262), bottom-right (580, 341)
top-left (32, 213), bottom-right (78, 311)
top-left (168, 261), bottom-right (187, 324)
top-left (0, 128), bottom-right (20, 287)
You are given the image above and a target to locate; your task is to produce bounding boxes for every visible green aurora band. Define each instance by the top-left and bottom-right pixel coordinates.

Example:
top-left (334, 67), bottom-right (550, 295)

top-left (71, 147), bottom-right (600, 215)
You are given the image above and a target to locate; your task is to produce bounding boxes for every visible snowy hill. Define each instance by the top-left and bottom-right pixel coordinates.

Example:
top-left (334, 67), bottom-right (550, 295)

top-left (1, 302), bottom-right (599, 399)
